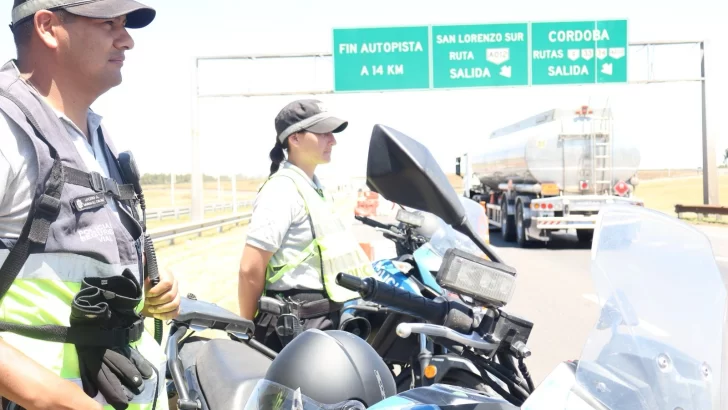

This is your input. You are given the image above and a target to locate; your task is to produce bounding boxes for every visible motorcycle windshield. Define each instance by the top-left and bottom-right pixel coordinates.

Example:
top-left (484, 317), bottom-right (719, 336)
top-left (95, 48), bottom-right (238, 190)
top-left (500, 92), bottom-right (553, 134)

top-left (243, 380), bottom-right (366, 410)
top-left (425, 197), bottom-right (487, 259)
top-left (572, 205), bottom-right (727, 409)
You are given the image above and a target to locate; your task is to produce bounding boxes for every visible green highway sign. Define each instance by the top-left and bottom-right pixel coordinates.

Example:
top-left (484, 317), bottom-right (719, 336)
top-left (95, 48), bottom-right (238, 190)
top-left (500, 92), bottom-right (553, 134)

top-left (332, 19), bottom-right (628, 92)
top-left (530, 20), bottom-right (628, 85)
top-left (333, 26), bottom-right (430, 92)
top-left (596, 20), bottom-right (628, 83)
top-left (432, 23), bottom-right (529, 88)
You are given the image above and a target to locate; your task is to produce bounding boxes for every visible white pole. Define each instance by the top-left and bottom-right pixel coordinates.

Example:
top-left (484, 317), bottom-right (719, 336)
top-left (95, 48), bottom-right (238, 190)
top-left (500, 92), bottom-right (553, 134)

top-left (232, 173), bottom-right (238, 213)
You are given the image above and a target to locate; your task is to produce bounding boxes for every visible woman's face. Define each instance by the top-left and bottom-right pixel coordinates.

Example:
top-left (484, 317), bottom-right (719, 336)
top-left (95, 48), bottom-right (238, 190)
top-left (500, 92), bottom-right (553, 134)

top-left (291, 130), bottom-right (337, 164)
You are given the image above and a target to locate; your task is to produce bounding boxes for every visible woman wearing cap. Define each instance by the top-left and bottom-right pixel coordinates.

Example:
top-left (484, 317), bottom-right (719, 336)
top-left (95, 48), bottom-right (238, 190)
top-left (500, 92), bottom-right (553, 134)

top-left (237, 99), bottom-right (376, 351)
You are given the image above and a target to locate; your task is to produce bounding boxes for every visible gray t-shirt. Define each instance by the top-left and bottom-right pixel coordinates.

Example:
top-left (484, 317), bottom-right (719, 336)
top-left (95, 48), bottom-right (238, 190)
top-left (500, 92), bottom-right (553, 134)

top-left (245, 161), bottom-right (325, 291)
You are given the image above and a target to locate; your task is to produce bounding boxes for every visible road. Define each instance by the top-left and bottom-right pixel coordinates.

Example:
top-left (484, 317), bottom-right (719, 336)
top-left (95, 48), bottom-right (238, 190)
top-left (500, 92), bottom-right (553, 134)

top-left (154, 207), bottom-right (728, 389)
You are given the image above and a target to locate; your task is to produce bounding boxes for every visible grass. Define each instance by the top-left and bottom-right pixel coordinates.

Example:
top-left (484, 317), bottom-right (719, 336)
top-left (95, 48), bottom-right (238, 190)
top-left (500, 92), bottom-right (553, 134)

top-left (141, 180), bottom-right (264, 210)
top-left (632, 174), bottom-right (728, 225)
top-left (144, 208), bottom-right (253, 231)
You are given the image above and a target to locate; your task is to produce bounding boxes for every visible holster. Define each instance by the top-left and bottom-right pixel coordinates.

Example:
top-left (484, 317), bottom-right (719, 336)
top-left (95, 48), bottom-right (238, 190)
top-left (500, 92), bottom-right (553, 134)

top-left (253, 290), bottom-right (344, 348)
top-left (70, 269), bottom-right (156, 410)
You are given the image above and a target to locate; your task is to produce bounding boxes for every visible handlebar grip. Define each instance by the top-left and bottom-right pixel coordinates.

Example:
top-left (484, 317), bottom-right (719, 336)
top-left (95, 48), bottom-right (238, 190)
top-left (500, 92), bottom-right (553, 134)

top-left (356, 216), bottom-right (391, 230)
top-left (336, 273), bottom-right (369, 294)
top-left (336, 273), bottom-right (448, 325)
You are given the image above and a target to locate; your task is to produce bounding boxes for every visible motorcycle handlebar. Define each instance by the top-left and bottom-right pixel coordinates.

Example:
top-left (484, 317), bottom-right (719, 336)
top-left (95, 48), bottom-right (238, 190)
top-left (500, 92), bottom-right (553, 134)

top-left (355, 215), bottom-right (394, 231)
top-left (336, 273), bottom-right (449, 325)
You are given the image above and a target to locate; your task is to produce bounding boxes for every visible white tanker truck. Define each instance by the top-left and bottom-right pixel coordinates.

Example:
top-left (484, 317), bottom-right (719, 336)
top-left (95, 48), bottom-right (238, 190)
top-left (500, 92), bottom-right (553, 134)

top-left (456, 105), bottom-right (644, 247)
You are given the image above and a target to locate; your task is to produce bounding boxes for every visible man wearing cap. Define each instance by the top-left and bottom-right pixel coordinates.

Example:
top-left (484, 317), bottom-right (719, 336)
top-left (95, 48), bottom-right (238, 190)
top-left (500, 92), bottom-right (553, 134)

top-left (0, 1), bottom-right (177, 410)
top-left (238, 99), bottom-right (377, 351)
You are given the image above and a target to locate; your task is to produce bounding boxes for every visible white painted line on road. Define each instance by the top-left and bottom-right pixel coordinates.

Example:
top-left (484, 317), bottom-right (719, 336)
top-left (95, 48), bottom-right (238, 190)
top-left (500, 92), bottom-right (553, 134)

top-left (582, 293), bottom-right (670, 338)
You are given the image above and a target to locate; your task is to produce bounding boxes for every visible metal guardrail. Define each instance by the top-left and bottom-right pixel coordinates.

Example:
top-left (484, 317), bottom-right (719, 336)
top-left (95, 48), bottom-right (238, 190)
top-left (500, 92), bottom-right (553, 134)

top-left (146, 200), bottom-right (254, 221)
top-left (149, 212), bottom-right (252, 245)
top-left (675, 204), bottom-right (728, 220)
top-left (146, 190), bottom-right (356, 245)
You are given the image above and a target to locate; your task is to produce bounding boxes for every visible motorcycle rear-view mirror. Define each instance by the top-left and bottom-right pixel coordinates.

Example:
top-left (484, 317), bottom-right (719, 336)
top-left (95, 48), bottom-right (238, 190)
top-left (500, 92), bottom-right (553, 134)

top-left (365, 124), bottom-right (502, 263)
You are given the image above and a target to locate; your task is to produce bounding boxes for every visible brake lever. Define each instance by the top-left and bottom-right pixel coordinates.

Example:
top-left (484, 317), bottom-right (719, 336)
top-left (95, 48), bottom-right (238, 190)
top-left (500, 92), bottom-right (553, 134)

top-left (396, 323), bottom-right (499, 353)
top-left (375, 227), bottom-right (406, 240)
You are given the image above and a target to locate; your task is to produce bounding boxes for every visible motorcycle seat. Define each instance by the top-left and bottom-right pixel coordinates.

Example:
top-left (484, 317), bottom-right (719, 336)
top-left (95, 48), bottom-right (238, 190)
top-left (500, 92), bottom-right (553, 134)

top-left (195, 338), bottom-right (272, 410)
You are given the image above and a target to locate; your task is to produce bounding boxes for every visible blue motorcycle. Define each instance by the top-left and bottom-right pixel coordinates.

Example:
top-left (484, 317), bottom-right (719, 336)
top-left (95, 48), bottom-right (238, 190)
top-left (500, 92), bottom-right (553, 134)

top-left (342, 200), bottom-right (494, 393)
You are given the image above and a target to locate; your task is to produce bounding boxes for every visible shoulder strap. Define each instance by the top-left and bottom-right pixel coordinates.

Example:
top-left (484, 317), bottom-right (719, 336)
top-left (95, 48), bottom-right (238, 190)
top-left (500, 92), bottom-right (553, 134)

top-left (0, 88), bottom-right (65, 302)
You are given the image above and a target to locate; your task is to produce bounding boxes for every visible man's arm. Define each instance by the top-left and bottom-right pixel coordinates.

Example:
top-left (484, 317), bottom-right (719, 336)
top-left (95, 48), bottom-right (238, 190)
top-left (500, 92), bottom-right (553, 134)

top-left (0, 338), bottom-right (102, 410)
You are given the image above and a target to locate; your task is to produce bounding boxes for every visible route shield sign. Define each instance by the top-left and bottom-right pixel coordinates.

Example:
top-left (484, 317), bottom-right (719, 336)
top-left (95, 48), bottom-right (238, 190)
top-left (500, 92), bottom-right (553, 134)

top-left (333, 26), bottom-right (430, 92)
top-left (431, 23), bottom-right (529, 88)
top-left (531, 20), bottom-right (628, 85)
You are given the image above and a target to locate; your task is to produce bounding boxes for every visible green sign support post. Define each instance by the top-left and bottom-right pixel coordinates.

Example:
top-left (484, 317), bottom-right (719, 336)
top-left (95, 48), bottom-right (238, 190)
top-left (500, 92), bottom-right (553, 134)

top-left (332, 19), bottom-right (628, 92)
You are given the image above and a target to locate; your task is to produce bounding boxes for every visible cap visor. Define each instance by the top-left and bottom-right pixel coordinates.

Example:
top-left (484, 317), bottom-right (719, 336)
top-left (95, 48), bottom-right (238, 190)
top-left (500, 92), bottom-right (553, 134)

top-left (64, 0), bottom-right (156, 28)
top-left (305, 117), bottom-right (348, 134)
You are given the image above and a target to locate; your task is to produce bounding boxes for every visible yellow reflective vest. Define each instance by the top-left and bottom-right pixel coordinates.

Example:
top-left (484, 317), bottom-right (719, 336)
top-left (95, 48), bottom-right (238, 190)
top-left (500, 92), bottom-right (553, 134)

top-left (262, 166), bottom-right (376, 303)
top-left (0, 59), bottom-right (167, 410)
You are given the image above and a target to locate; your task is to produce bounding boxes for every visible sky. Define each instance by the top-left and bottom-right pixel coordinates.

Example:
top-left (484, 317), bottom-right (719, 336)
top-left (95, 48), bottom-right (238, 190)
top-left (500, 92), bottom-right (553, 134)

top-left (0, 0), bottom-right (725, 185)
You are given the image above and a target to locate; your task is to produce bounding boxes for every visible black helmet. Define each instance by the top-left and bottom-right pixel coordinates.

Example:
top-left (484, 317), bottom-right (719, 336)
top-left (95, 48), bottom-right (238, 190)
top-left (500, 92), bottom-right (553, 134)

top-left (262, 329), bottom-right (397, 407)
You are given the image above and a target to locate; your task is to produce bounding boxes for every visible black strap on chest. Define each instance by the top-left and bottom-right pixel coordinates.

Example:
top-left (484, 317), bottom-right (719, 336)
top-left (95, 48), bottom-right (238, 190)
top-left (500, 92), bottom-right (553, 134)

top-left (65, 167), bottom-right (137, 201)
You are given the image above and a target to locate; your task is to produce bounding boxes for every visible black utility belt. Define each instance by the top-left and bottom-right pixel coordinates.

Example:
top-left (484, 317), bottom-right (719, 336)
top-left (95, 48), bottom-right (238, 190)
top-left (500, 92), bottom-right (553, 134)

top-left (0, 319), bottom-right (144, 347)
top-left (266, 289), bottom-right (342, 319)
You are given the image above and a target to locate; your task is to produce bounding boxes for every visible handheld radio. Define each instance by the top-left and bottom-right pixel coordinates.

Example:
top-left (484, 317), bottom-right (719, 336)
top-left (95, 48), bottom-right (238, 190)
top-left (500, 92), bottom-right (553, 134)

top-left (118, 150), bottom-right (163, 345)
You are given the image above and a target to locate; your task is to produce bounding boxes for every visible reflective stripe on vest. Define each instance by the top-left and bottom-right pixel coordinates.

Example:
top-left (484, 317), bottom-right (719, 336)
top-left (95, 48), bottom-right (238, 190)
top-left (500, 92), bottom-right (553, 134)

top-left (262, 167), bottom-right (376, 303)
top-left (0, 60), bottom-right (167, 410)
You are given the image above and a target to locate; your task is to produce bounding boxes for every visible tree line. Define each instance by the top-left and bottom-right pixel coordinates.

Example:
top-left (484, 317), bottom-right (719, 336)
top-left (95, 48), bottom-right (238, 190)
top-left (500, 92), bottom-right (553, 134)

top-left (141, 173), bottom-right (264, 185)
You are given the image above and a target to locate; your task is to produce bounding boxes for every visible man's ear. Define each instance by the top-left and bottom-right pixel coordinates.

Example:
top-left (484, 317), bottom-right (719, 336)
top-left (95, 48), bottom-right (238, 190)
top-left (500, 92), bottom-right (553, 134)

top-left (33, 10), bottom-right (63, 50)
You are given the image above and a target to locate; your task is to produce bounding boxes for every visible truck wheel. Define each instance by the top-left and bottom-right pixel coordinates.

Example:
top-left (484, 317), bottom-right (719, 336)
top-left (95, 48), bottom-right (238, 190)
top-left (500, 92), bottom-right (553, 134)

top-left (516, 202), bottom-right (530, 247)
top-left (501, 200), bottom-right (516, 242)
top-left (577, 229), bottom-right (594, 243)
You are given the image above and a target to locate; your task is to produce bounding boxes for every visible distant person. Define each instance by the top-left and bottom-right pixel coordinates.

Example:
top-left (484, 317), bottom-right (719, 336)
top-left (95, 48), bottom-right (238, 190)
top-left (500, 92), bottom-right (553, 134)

top-left (237, 99), bottom-right (376, 351)
top-left (0, 1), bottom-right (178, 409)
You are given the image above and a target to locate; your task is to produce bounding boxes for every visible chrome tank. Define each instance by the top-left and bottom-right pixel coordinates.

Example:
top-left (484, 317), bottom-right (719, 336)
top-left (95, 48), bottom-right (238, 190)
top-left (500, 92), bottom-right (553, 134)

top-left (470, 107), bottom-right (640, 194)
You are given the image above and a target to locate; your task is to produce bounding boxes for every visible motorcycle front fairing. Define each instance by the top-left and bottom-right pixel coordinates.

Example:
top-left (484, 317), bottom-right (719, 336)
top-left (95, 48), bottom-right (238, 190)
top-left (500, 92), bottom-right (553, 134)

top-left (522, 204), bottom-right (727, 409)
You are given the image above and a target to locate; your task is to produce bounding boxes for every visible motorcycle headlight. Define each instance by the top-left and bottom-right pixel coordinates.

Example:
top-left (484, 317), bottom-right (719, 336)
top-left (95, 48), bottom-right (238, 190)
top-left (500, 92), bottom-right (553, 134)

top-left (435, 248), bottom-right (517, 308)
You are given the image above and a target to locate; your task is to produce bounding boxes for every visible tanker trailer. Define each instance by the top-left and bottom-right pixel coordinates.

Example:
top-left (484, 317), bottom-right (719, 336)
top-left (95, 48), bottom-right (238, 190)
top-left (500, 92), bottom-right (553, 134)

top-left (455, 105), bottom-right (643, 247)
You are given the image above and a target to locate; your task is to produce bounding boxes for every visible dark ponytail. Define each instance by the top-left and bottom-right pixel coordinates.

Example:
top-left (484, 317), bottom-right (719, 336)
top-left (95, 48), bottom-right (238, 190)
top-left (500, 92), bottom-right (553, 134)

top-left (269, 138), bottom-right (287, 176)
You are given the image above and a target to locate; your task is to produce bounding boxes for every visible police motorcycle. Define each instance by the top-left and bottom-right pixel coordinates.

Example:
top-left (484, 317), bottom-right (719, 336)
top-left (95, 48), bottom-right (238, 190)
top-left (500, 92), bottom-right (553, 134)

top-left (344, 201), bottom-right (498, 393)
top-left (163, 123), bottom-right (515, 408)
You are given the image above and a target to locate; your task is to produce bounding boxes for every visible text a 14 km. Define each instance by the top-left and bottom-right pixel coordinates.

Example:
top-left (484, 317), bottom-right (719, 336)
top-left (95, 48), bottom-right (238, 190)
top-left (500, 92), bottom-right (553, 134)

top-left (361, 64), bottom-right (405, 76)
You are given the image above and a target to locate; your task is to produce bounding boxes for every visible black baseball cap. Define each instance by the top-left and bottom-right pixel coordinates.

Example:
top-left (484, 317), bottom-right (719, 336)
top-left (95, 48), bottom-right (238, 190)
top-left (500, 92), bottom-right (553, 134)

top-left (11, 0), bottom-right (156, 29)
top-left (275, 99), bottom-right (348, 143)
